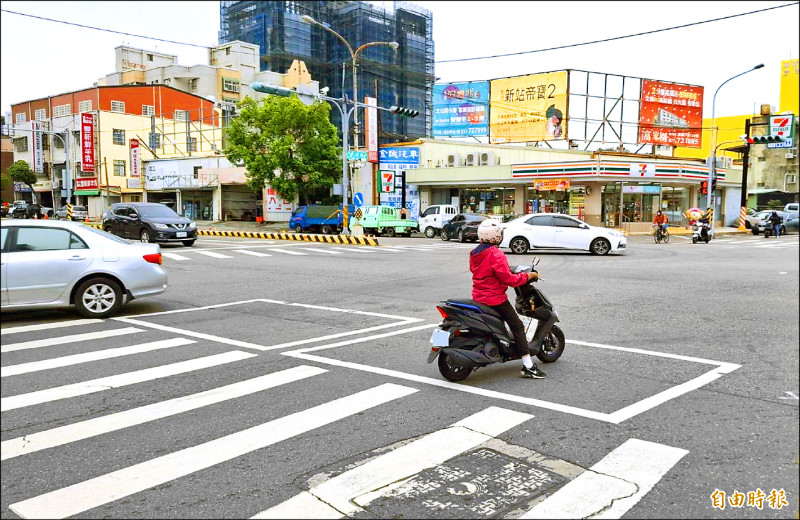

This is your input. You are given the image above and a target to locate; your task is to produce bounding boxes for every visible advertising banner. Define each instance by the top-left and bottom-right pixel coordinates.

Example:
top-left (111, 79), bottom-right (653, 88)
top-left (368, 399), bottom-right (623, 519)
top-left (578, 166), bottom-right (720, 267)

top-left (80, 113), bottom-right (95, 173)
top-left (638, 80), bottom-right (703, 148)
top-left (533, 179), bottom-right (570, 191)
top-left (32, 121), bottom-right (43, 173)
top-left (767, 114), bottom-right (795, 149)
top-left (378, 146), bottom-right (419, 218)
top-left (432, 81), bottom-right (490, 137)
top-left (265, 186), bottom-right (293, 213)
top-left (365, 96), bottom-right (378, 163)
top-left (489, 71), bottom-right (568, 144)
top-left (130, 139), bottom-right (141, 177)
top-left (75, 177), bottom-right (98, 190)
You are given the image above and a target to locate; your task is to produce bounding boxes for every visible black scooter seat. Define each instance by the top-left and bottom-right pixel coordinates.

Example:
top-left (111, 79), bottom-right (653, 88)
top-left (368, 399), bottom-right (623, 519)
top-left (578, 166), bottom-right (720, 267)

top-left (444, 299), bottom-right (501, 317)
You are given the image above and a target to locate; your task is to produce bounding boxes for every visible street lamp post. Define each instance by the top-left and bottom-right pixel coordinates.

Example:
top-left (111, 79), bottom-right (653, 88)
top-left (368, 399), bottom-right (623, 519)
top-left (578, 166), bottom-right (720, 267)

top-left (709, 63), bottom-right (763, 236)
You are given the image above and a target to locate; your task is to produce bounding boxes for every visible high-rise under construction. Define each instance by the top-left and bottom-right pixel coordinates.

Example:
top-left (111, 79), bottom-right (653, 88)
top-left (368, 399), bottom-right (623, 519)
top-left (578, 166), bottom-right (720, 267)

top-left (219, 0), bottom-right (434, 144)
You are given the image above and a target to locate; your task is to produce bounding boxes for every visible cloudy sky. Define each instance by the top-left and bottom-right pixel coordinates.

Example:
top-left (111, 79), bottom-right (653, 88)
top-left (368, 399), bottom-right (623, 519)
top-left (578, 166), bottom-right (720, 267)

top-left (1, 1), bottom-right (798, 121)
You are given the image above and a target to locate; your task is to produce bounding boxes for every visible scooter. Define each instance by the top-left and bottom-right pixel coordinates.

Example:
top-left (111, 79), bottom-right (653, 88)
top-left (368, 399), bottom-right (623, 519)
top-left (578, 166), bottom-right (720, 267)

top-left (427, 258), bottom-right (565, 382)
top-left (692, 220), bottom-right (712, 244)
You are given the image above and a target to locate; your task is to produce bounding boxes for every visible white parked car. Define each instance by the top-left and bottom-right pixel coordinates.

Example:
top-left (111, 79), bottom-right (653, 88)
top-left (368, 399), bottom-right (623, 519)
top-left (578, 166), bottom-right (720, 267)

top-left (418, 204), bottom-right (458, 238)
top-left (500, 213), bottom-right (627, 255)
top-left (1, 219), bottom-right (167, 318)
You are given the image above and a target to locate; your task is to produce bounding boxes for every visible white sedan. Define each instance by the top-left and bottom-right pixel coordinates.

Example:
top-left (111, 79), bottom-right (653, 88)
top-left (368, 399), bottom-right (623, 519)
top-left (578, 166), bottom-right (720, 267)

top-left (500, 213), bottom-right (627, 255)
top-left (1, 219), bottom-right (168, 318)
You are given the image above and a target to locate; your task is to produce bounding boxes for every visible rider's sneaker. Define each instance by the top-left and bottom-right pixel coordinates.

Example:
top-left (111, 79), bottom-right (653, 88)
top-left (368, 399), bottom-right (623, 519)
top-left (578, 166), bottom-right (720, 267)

top-left (521, 364), bottom-right (547, 379)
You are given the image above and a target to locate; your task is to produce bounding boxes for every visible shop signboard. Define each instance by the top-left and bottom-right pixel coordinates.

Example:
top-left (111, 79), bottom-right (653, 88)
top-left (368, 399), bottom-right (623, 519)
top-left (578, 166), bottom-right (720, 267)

top-left (622, 185), bottom-right (661, 194)
top-left (265, 186), bottom-right (293, 213)
top-left (75, 177), bottom-right (99, 190)
top-left (130, 139), bottom-right (141, 177)
top-left (432, 81), bottom-right (490, 137)
top-left (378, 146), bottom-right (420, 219)
top-left (489, 71), bottom-right (568, 144)
top-left (80, 113), bottom-right (95, 173)
top-left (365, 96), bottom-right (379, 162)
top-left (32, 121), bottom-right (43, 173)
top-left (767, 114), bottom-right (795, 149)
top-left (533, 179), bottom-right (571, 191)
top-left (638, 80), bottom-right (703, 148)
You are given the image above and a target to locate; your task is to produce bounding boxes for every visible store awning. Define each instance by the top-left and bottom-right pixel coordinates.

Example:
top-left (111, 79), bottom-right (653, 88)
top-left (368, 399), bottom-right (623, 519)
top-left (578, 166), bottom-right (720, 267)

top-left (73, 190), bottom-right (100, 196)
top-left (748, 188), bottom-right (782, 194)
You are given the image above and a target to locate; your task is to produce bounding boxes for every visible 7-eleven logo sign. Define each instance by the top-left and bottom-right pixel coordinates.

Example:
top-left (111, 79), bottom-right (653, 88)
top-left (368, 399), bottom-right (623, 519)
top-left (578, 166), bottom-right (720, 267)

top-left (381, 171), bottom-right (394, 192)
top-left (770, 114), bottom-right (795, 139)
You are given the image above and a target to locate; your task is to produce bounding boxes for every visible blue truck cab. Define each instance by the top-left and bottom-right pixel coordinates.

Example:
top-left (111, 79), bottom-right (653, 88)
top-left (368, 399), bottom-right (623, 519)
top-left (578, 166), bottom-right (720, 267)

top-left (290, 204), bottom-right (355, 234)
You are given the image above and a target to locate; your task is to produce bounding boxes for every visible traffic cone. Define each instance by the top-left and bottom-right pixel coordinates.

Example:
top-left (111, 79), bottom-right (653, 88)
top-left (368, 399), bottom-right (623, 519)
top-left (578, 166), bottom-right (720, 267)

top-left (43, 214), bottom-right (48, 219)
top-left (33, 213), bottom-right (38, 219)
top-left (85, 217), bottom-right (90, 222)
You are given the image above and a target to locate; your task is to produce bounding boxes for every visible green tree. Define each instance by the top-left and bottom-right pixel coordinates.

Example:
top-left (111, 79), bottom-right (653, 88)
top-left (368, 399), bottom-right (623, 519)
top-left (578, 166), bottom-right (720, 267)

top-left (0, 173), bottom-right (11, 192)
top-left (8, 160), bottom-right (38, 203)
top-left (223, 95), bottom-right (341, 204)
top-left (766, 199), bottom-right (784, 210)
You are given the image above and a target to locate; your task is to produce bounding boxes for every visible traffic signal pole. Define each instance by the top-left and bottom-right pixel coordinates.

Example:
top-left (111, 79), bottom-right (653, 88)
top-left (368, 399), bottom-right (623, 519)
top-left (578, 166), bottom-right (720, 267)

top-left (738, 119), bottom-right (752, 230)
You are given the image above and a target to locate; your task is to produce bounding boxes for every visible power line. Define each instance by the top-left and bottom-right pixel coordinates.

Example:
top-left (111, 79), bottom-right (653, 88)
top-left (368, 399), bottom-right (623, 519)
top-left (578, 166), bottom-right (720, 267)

top-left (436, 2), bottom-right (799, 64)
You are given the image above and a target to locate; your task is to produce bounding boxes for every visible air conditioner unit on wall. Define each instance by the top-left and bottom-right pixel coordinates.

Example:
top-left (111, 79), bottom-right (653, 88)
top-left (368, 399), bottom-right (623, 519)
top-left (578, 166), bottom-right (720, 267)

top-left (479, 151), bottom-right (496, 166)
top-left (465, 152), bottom-right (478, 166)
top-left (446, 153), bottom-right (461, 167)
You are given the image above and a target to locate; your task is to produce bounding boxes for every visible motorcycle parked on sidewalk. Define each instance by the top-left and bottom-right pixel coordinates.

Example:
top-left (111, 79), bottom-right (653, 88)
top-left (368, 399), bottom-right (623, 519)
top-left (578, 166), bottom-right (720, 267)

top-left (427, 258), bottom-right (565, 382)
top-left (692, 221), bottom-right (712, 244)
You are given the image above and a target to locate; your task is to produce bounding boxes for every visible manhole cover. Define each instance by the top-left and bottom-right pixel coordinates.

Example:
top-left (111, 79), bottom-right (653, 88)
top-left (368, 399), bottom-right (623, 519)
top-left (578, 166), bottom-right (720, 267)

top-left (359, 448), bottom-right (565, 518)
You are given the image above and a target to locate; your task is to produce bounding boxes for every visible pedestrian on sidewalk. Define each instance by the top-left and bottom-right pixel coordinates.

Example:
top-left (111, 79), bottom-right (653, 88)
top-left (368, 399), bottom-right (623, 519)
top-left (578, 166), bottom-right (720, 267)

top-left (768, 211), bottom-right (783, 237)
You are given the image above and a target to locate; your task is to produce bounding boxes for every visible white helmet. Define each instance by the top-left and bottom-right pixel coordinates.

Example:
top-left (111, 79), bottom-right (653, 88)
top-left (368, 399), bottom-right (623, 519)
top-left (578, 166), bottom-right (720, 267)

top-left (477, 219), bottom-right (503, 244)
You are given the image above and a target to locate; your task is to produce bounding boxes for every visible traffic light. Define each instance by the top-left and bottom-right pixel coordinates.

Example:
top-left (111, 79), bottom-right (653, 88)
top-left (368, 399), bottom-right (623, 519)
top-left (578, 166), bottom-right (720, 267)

top-left (701, 180), bottom-right (708, 195)
top-left (747, 135), bottom-right (784, 144)
top-left (390, 106), bottom-right (419, 118)
top-left (710, 177), bottom-right (717, 192)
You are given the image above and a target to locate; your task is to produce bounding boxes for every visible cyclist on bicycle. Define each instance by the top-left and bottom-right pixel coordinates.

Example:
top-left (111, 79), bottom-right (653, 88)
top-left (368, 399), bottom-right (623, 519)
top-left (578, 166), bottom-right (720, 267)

top-left (653, 210), bottom-right (668, 238)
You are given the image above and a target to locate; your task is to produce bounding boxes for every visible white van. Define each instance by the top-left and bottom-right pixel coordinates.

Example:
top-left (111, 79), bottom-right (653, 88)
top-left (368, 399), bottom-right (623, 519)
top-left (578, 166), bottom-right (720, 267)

top-left (784, 202), bottom-right (798, 213)
top-left (418, 204), bottom-right (458, 238)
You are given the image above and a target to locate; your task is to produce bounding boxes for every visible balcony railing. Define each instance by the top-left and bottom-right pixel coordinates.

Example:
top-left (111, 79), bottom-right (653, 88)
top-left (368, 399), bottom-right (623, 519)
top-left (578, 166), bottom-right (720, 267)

top-left (145, 173), bottom-right (219, 190)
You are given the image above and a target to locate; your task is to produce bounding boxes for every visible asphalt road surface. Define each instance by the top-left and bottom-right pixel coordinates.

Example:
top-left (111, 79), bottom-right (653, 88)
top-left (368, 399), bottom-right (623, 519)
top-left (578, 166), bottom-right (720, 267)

top-left (2, 232), bottom-right (798, 519)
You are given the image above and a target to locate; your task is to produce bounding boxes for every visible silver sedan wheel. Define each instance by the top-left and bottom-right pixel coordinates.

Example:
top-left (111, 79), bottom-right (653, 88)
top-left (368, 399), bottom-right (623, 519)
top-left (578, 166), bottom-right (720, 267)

top-left (590, 238), bottom-right (611, 255)
top-left (75, 278), bottom-right (123, 318)
top-left (509, 237), bottom-right (529, 254)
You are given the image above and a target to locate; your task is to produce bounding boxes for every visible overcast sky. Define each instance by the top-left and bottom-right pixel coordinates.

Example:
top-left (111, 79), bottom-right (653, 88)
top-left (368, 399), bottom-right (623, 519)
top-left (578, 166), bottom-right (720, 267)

top-left (1, 1), bottom-right (798, 121)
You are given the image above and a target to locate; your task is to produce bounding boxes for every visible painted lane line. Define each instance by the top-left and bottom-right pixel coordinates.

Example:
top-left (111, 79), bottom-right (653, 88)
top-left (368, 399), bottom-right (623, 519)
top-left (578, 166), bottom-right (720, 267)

top-left (114, 299), bottom-right (269, 318)
top-left (269, 248), bottom-right (308, 256)
top-left (1, 351), bottom-right (256, 412)
top-left (521, 438), bottom-right (688, 519)
top-left (1, 338), bottom-right (197, 378)
top-left (1, 365), bottom-right (327, 461)
top-left (0, 319), bottom-right (104, 335)
top-left (112, 317), bottom-right (275, 351)
top-left (161, 252), bottom-right (191, 261)
top-left (257, 321), bottom-right (422, 351)
top-left (195, 250), bottom-right (235, 258)
top-left (376, 247), bottom-right (407, 252)
top-left (332, 247), bottom-right (375, 253)
top-left (1, 327), bottom-right (144, 354)
top-left (232, 249), bottom-right (273, 257)
top-left (8, 383), bottom-right (418, 520)
top-left (252, 406), bottom-right (534, 519)
top-left (298, 247), bottom-right (344, 255)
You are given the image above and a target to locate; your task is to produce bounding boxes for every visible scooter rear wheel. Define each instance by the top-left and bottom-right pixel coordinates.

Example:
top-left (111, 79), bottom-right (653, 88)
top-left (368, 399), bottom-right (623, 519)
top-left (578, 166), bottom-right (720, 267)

top-left (535, 325), bottom-right (565, 363)
top-left (438, 352), bottom-right (472, 381)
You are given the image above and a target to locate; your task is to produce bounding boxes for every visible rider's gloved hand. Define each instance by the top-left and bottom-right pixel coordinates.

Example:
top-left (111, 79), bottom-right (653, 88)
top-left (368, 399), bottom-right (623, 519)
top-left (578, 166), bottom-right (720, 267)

top-left (527, 272), bottom-right (539, 282)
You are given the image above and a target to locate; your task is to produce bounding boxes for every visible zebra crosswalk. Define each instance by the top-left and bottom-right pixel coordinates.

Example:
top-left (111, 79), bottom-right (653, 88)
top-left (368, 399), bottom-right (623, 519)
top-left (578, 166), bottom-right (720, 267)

top-left (1, 317), bottom-right (686, 519)
top-left (161, 242), bottom-right (475, 262)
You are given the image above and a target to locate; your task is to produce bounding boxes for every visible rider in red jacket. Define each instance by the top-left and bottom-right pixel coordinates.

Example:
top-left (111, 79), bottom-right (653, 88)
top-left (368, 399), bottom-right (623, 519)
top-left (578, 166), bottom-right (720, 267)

top-left (470, 219), bottom-right (546, 379)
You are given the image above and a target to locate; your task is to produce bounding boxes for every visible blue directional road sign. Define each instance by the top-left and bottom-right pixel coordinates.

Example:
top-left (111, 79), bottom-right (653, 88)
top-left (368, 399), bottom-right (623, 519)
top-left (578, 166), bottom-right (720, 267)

top-left (346, 150), bottom-right (369, 161)
top-left (353, 192), bottom-right (364, 207)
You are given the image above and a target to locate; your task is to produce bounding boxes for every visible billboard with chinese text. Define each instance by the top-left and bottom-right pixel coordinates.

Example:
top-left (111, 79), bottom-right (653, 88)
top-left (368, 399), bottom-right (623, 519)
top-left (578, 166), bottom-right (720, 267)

top-left (638, 79), bottom-right (703, 148)
top-left (489, 71), bottom-right (568, 144)
top-left (432, 81), bottom-right (490, 137)
top-left (80, 113), bottom-right (95, 172)
top-left (378, 147), bottom-right (419, 219)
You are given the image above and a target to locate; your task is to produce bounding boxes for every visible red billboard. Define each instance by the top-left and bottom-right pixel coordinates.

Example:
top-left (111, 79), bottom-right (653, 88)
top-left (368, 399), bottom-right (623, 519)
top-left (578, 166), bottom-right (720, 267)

top-left (80, 113), bottom-right (95, 172)
top-left (75, 177), bottom-right (98, 190)
top-left (638, 80), bottom-right (703, 148)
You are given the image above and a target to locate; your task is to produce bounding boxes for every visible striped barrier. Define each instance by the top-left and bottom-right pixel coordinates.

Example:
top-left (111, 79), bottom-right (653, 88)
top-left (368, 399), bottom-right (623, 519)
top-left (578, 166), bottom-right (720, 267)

top-left (198, 229), bottom-right (380, 246)
top-left (738, 206), bottom-right (747, 231)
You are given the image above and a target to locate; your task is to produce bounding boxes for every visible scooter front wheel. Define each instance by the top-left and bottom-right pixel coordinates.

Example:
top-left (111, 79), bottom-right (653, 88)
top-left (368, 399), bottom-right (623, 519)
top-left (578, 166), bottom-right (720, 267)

top-left (535, 325), bottom-right (565, 363)
top-left (692, 236), bottom-right (698, 244)
top-left (438, 351), bottom-right (472, 381)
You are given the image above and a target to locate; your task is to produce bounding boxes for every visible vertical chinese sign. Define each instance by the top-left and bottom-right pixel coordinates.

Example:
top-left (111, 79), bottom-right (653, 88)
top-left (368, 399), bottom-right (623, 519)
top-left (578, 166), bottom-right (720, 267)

top-left (365, 96), bottom-right (379, 163)
top-left (432, 81), bottom-right (490, 137)
top-left (80, 113), bottom-right (95, 173)
top-left (638, 80), bottom-right (703, 148)
top-left (130, 139), bottom-right (140, 177)
top-left (378, 147), bottom-right (420, 219)
top-left (31, 121), bottom-right (43, 173)
top-left (489, 71), bottom-right (568, 143)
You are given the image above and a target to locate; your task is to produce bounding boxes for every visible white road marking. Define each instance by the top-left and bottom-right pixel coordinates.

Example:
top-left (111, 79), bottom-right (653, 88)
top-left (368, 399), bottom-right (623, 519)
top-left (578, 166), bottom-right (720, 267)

top-left (298, 247), bottom-right (343, 255)
top-left (161, 252), bottom-right (191, 261)
top-left (521, 438), bottom-right (688, 519)
top-left (1, 338), bottom-right (196, 377)
top-left (1, 365), bottom-right (327, 461)
top-left (252, 407), bottom-right (533, 519)
top-left (1, 327), bottom-right (144, 353)
top-left (269, 248), bottom-right (308, 255)
top-left (8, 383), bottom-right (418, 520)
top-left (0, 319), bottom-right (104, 335)
top-left (779, 391), bottom-right (799, 400)
top-left (333, 247), bottom-right (376, 253)
top-left (232, 249), bottom-right (272, 257)
top-left (195, 250), bottom-right (234, 258)
top-left (375, 247), bottom-right (407, 252)
top-left (0, 351), bottom-right (256, 411)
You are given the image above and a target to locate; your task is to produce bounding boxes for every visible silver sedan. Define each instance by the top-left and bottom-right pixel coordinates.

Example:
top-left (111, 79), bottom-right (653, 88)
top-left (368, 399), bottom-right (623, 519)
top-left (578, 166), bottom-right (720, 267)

top-left (1, 219), bottom-right (167, 318)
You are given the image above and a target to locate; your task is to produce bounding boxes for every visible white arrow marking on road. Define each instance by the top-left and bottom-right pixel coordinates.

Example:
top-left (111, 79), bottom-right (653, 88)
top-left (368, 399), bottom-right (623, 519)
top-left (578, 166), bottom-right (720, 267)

top-left (1, 365), bottom-right (327, 460)
top-left (8, 383), bottom-right (417, 520)
top-left (521, 438), bottom-right (688, 519)
top-left (1, 327), bottom-right (143, 353)
top-left (252, 406), bottom-right (534, 519)
top-left (1, 337), bottom-right (196, 377)
top-left (0, 319), bottom-right (104, 335)
top-left (1, 351), bottom-right (256, 411)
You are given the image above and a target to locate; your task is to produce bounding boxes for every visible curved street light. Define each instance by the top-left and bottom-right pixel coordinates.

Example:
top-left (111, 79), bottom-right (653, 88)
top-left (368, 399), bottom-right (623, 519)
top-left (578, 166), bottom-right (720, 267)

top-left (709, 63), bottom-right (763, 236)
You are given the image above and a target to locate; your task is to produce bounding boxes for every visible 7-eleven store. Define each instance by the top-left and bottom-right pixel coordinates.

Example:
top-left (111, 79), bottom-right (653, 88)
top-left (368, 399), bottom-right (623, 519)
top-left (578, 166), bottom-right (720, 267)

top-left (404, 141), bottom-right (741, 232)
